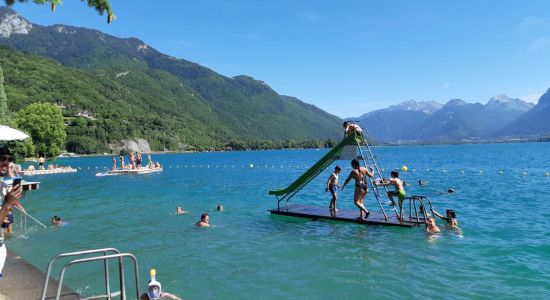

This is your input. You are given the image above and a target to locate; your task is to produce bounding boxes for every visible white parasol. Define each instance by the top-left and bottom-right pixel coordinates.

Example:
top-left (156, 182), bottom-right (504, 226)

top-left (0, 125), bottom-right (30, 141)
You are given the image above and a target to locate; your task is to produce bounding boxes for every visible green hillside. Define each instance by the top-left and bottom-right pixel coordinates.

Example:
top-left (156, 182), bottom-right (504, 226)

top-left (0, 7), bottom-right (342, 153)
top-left (0, 46), bottom-right (222, 152)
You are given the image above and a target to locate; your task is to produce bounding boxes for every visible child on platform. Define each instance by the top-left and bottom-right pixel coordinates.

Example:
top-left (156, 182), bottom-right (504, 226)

top-left (326, 166), bottom-right (342, 211)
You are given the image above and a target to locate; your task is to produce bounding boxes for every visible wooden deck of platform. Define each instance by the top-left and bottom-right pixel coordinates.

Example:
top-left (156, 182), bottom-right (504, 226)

top-left (270, 204), bottom-right (423, 228)
top-left (19, 168), bottom-right (77, 176)
top-left (108, 167), bottom-right (163, 175)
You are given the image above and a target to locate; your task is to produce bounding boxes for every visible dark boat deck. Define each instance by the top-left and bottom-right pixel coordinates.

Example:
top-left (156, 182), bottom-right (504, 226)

top-left (270, 204), bottom-right (423, 228)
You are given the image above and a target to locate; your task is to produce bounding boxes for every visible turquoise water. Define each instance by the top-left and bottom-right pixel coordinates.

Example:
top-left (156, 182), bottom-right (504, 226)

top-left (6, 143), bottom-right (550, 299)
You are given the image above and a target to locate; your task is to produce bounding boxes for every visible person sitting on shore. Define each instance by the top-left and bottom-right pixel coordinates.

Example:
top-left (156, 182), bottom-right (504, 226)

top-left (341, 159), bottom-right (374, 220)
top-left (343, 121), bottom-right (363, 137)
top-left (51, 215), bottom-right (63, 226)
top-left (196, 213), bottom-right (210, 227)
top-left (426, 217), bottom-right (440, 234)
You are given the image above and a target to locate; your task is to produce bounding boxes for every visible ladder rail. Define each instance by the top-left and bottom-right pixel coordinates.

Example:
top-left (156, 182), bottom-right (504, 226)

top-left (55, 253), bottom-right (140, 300)
top-left (355, 137), bottom-right (388, 220)
top-left (41, 248), bottom-right (121, 300)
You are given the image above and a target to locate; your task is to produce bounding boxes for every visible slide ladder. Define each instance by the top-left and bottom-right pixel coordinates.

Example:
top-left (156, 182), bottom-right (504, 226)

top-left (355, 125), bottom-right (400, 220)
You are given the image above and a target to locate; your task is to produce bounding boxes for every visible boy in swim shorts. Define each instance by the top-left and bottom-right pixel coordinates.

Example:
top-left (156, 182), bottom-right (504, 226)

top-left (378, 171), bottom-right (406, 220)
top-left (326, 166), bottom-right (342, 211)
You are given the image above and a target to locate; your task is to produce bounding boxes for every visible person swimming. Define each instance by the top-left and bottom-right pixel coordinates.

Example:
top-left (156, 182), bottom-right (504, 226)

top-left (426, 217), bottom-right (440, 234)
top-left (51, 215), bottom-right (63, 226)
top-left (216, 205), bottom-right (224, 211)
top-left (176, 207), bottom-right (185, 215)
top-left (196, 213), bottom-right (209, 227)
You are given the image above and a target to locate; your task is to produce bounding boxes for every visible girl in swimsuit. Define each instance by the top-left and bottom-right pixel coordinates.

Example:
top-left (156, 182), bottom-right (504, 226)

top-left (341, 159), bottom-right (374, 219)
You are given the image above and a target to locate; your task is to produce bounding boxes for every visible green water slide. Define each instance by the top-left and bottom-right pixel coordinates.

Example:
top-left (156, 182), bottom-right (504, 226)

top-left (269, 134), bottom-right (361, 198)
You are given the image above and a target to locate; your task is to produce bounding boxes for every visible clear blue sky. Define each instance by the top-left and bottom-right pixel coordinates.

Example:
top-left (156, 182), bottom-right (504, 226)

top-left (10, 0), bottom-right (550, 118)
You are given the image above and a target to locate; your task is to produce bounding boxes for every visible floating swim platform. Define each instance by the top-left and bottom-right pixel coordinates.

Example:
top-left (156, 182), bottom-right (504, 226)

top-left (19, 168), bottom-right (77, 176)
top-left (104, 168), bottom-right (163, 176)
top-left (270, 204), bottom-right (421, 228)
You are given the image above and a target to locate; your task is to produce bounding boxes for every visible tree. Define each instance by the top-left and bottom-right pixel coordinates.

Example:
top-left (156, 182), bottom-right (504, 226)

top-left (15, 102), bottom-right (66, 157)
top-left (4, 0), bottom-right (115, 23)
top-left (0, 67), bottom-right (7, 124)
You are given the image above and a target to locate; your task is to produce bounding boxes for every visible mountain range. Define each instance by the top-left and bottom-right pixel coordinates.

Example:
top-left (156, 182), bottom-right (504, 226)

top-left (1, 6), bottom-right (549, 150)
top-left (0, 6), bottom-right (341, 152)
top-left (352, 93), bottom-right (549, 143)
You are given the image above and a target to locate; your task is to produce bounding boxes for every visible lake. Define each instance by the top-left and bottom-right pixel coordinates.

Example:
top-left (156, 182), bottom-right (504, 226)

top-left (7, 143), bottom-right (550, 299)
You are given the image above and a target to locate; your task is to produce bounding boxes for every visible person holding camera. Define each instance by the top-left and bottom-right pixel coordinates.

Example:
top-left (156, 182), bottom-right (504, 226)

top-left (0, 153), bottom-right (23, 279)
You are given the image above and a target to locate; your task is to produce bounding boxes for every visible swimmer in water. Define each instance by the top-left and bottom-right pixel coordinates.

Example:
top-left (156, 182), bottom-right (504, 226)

top-left (216, 204), bottom-right (224, 211)
top-left (176, 207), bottom-right (185, 215)
top-left (448, 188), bottom-right (455, 193)
top-left (51, 215), bottom-right (63, 226)
top-left (196, 213), bottom-right (209, 227)
top-left (426, 217), bottom-right (440, 234)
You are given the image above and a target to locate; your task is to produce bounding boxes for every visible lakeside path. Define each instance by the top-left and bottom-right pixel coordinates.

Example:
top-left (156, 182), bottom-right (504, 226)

top-left (0, 249), bottom-right (79, 299)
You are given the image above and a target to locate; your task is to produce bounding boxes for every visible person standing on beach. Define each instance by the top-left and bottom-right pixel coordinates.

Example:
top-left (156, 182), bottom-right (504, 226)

top-left (0, 152), bottom-right (23, 279)
top-left (341, 159), bottom-right (374, 220)
top-left (326, 166), bottom-right (342, 211)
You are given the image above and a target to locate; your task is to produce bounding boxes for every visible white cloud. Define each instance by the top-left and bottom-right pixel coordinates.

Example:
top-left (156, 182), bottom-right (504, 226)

top-left (517, 16), bottom-right (549, 31)
top-left (442, 82), bottom-right (450, 89)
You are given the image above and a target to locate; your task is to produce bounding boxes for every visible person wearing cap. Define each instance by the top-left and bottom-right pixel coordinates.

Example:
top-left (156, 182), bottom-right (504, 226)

top-left (0, 151), bottom-right (23, 279)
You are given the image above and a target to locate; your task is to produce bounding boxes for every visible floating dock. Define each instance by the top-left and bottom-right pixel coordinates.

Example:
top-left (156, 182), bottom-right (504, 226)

top-left (270, 204), bottom-right (422, 228)
top-left (107, 168), bottom-right (163, 175)
top-left (21, 181), bottom-right (40, 191)
top-left (19, 168), bottom-right (77, 176)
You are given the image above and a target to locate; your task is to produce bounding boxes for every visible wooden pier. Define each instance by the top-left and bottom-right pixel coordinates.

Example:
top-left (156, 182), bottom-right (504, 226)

top-left (270, 204), bottom-right (422, 228)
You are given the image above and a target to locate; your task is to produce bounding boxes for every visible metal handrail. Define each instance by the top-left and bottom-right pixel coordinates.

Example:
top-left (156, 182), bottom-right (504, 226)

top-left (406, 195), bottom-right (435, 226)
top-left (41, 248), bottom-right (121, 300)
top-left (56, 253), bottom-right (140, 300)
top-left (14, 205), bottom-right (47, 232)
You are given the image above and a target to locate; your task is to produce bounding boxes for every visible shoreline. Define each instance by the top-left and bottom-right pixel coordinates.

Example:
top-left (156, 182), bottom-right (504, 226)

top-left (0, 249), bottom-right (79, 299)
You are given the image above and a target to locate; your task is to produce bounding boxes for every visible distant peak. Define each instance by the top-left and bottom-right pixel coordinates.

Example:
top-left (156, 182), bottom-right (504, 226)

top-left (489, 94), bottom-right (512, 103)
top-left (385, 99), bottom-right (442, 114)
top-left (447, 99), bottom-right (466, 106)
top-left (0, 7), bottom-right (32, 38)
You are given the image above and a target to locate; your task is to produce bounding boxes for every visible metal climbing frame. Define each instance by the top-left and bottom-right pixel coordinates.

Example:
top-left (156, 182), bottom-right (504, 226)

top-left (406, 195), bottom-right (435, 226)
top-left (40, 248), bottom-right (141, 300)
top-left (352, 123), bottom-right (400, 220)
